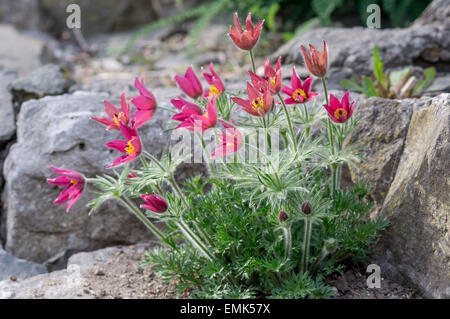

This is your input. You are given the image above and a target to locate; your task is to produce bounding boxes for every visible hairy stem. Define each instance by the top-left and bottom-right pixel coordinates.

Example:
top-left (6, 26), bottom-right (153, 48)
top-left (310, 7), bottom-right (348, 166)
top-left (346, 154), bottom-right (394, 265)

top-left (195, 131), bottom-right (214, 174)
top-left (282, 225), bottom-right (293, 259)
top-left (249, 49), bottom-right (256, 73)
top-left (278, 93), bottom-right (297, 149)
top-left (300, 218), bottom-right (313, 272)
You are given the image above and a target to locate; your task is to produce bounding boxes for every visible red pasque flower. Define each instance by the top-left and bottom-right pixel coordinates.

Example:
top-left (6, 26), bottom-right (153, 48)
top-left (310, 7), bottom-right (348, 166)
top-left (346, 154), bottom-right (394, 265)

top-left (264, 57), bottom-right (282, 94)
top-left (202, 62), bottom-right (225, 98)
top-left (229, 12), bottom-right (264, 51)
top-left (105, 122), bottom-right (142, 168)
top-left (172, 96), bottom-right (218, 132)
top-left (211, 119), bottom-right (244, 158)
top-left (174, 66), bottom-right (203, 99)
top-left (140, 192), bottom-right (168, 213)
top-left (323, 91), bottom-right (355, 123)
top-left (282, 68), bottom-right (318, 104)
top-left (91, 93), bottom-right (130, 130)
top-left (300, 40), bottom-right (328, 78)
top-left (131, 77), bottom-right (157, 128)
top-left (232, 82), bottom-right (274, 116)
top-left (46, 167), bottom-right (85, 212)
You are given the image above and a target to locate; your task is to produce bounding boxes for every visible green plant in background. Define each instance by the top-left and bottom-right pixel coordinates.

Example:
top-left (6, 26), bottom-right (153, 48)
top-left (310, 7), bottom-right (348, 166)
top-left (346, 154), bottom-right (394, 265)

top-left (340, 45), bottom-right (436, 98)
top-left (122, 0), bottom-right (433, 57)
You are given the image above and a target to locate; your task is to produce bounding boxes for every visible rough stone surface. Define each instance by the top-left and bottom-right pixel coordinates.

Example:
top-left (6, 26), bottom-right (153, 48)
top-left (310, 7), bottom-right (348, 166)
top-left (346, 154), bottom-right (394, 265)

top-left (344, 97), bottom-right (414, 209)
top-left (374, 93), bottom-right (449, 299)
top-left (0, 24), bottom-right (45, 77)
top-left (0, 247), bottom-right (47, 281)
top-left (3, 90), bottom-right (181, 263)
top-left (9, 64), bottom-right (73, 103)
top-left (0, 70), bottom-right (16, 144)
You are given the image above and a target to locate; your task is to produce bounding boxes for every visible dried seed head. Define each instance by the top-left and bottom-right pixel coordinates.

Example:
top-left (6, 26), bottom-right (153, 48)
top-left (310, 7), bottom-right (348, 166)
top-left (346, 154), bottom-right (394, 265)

top-left (278, 210), bottom-right (288, 222)
top-left (301, 201), bottom-right (312, 215)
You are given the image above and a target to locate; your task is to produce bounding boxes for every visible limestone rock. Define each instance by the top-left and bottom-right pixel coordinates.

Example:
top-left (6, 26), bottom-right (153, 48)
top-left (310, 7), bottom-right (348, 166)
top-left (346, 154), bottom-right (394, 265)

top-left (375, 93), bottom-right (449, 299)
top-left (0, 247), bottom-right (47, 282)
top-left (345, 97), bottom-right (414, 209)
top-left (9, 64), bottom-right (73, 103)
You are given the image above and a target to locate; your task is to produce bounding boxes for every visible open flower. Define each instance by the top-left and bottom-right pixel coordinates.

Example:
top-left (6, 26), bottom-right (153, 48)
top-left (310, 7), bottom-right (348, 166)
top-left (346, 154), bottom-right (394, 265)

top-left (323, 91), bottom-right (355, 123)
top-left (300, 41), bottom-right (328, 78)
top-left (140, 192), bottom-right (168, 213)
top-left (202, 62), bottom-right (225, 98)
top-left (229, 12), bottom-right (264, 51)
top-left (92, 93), bottom-right (130, 130)
top-left (232, 82), bottom-right (274, 116)
top-left (172, 96), bottom-right (218, 132)
top-left (105, 122), bottom-right (142, 168)
top-left (131, 78), bottom-right (157, 128)
top-left (46, 167), bottom-right (85, 212)
top-left (174, 67), bottom-right (203, 99)
top-left (264, 57), bottom-right (282, 94)
top-left (282, 68), bottom-right (318, 104)
top-left (211, 120), bottom-right (244, 158)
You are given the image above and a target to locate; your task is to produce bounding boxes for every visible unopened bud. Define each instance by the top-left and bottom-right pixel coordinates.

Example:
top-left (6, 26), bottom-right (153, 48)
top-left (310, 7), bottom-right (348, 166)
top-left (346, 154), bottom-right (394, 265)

top-left (324, 238), bottom-right (337, 253)
top-left (301, 201), bottom-right (312, 215)
top-left (278, 210), bottom-right (288, 222)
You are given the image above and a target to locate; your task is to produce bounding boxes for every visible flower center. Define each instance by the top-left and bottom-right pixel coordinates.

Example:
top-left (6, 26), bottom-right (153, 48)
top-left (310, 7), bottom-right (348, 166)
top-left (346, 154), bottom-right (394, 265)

top-left (292, 89), bottom-right (307, 101)
top-left (113, 112), bottom-right (127, 126)
top-left (125, 140), bottom-right (136, 155)
top-left (334, 108), bottom-right (347, 119)
top-left (269, 77), bottom-right (277, 88)
top-left (209, 85), bottom-right (220, 97)
top-left (70, 180), bottom-right (77, 185)
top-left (251, 97), bottom-right (265, 113)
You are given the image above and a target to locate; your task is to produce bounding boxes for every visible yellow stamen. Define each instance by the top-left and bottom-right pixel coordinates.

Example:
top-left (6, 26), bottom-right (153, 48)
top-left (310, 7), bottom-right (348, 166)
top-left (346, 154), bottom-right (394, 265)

top-left (70, 180), bottom-right (77, 185)
top-left (209, 85), bottom-right (220, 97)
top-left (292, 89), bottom-right (307, 101)
top-left (251, 97), bottom-right (265, 113)
top-left (334, 108), bottom-right (347, 120)
top-left (113, 112), bottom-right (127, 126)
top-left (269, 77), bottom-right (277, 88)
top-left (226, 142), bottom-right (235, 146)
top-left (125, 140), bottom-right (136, 155)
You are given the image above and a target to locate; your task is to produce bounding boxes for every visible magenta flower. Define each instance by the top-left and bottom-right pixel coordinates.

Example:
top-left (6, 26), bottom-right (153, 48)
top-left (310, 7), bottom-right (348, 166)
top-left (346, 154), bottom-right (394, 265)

top-left (202, 63), bottom-right (225, 98)
top-left (264, 57), bottom-right (282, 94)
top-left (282, 68), bottom-right (318, 104)
top-left (140, 192), bottom-right (168, 213)
top-left (211, 120), bottom-right (244, 158)
top-left (323, 91), bottom-right (355, 123)
top-left (172, 96), bottom-right (218, 132)
top-left (131, 78), bottom-right (157, 128)
top-left (46, 167), bottom-right (85, 212)
top-left (105, 122), bottom-right (142, 168)
top-left (174, 67), bottom-right (203, 99)
top-left (229, 13), bottom-right (264, 51)
top-left (232, 82), bottom-right (274, 117)
top-left (91, 93), bottom-right (130, 130)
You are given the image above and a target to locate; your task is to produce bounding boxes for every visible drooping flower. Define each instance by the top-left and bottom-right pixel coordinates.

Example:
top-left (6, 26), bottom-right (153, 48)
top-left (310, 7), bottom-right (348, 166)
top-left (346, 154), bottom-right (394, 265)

top-left (323, 91), bottom-right (355, 124)
top-left (172, 96), bottom-right (218, 132)
top-left (264, 57), bottom-right (282, 94)
top-left (105, 122), bottom-right (142, 168)
top-left (229, 12), bottom-right (264, 51)
top-left (202, 62), bottom-right (225, 98)
top-left (300, 40), bottom-right (328, 78)
top-left (301, 201), bottom-right (312, 215)
top-left (278, 210), bottom-right (289, 222)
top-left (46, 167), bottom-right (85, 212)
top-left (211, 119), bottom-right (243, 158)
top-left (174, 66), bottom-right (203, 99)
top-left (232, 82), bottom-right (274, 117)
top-left (282, 68), bottom-right (318, 104)
top-left (91, 93), bottom-right (130, 130)
top-left (140, 192), bottom-right (168, 213)
top-left (131, 78), bottom-right (157, 128)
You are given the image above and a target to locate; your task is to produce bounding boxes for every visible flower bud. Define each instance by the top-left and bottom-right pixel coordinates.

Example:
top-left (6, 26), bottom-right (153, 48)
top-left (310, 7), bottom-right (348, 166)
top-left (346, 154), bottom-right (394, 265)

top-left (140, 192), bottom-right (168, 213)
top-left (278, 210), bottom-right (288, 222)
top-left (301, 201), bottom-right (312, 215)
top-left (324, 238), bottom-right (337, 253)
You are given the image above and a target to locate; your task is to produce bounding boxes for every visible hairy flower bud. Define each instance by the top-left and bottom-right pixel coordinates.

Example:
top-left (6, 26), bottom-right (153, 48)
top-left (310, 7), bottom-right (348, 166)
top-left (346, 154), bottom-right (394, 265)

top-left (301, 201), bottom-right (312, 215)
top-left (278, 210), bottom-right (288, 222)
top-left (324, 238), bottom-right (337, 253)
